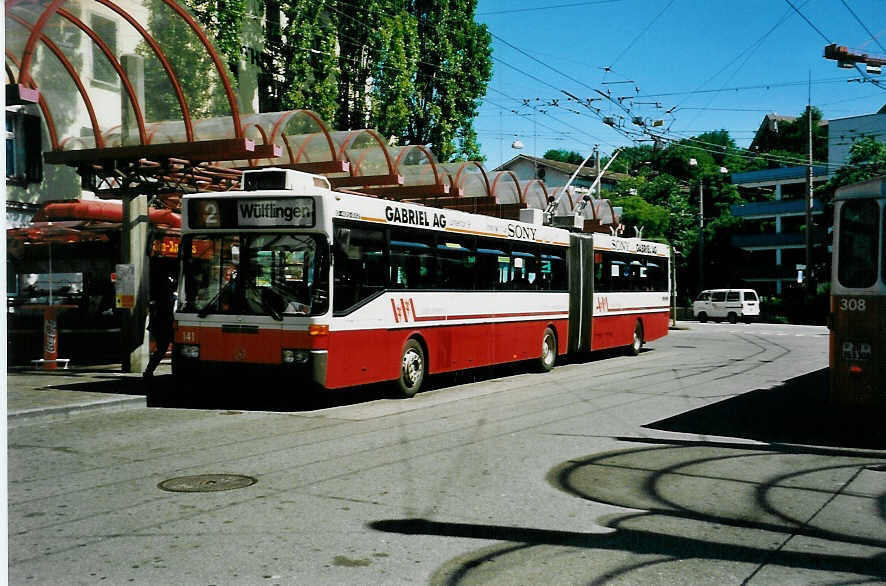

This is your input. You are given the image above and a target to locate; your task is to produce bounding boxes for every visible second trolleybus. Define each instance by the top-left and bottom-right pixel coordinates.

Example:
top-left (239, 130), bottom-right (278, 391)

top-left (173, 168), bottom-right (671, 396)
top-left (829, 176), bottom-right (886, 408)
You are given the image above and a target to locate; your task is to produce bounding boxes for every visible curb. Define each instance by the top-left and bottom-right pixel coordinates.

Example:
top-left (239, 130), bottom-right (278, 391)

top-left (8, 395), bottom-right (147, 427)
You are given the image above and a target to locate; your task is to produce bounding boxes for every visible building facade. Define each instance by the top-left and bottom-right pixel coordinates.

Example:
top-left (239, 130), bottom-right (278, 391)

top-left (730, 166), bottom-right (829, 295)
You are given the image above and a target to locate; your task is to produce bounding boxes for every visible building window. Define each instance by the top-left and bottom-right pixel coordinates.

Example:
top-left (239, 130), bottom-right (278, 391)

top-left (91, 14), bottom-right (118, 86)
top-left (6, 109), bottom-right (42, 185)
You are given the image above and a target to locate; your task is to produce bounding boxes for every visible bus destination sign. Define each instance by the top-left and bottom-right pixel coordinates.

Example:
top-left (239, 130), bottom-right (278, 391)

top-left (237, 199), bottom-right (314, 227)
top-left (189, 198), bottom-right (315, 228)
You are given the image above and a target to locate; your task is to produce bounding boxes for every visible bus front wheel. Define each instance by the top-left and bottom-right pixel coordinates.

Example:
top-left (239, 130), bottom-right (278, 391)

top-left (397, 339), bottom-right (426, 398)
top-left (538, 327), bottom-right (557, 372)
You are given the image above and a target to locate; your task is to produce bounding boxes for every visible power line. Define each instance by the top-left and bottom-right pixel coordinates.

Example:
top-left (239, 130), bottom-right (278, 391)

top-left (634, 76), bottom-right (853, 98)
top-left (609, 0), bottom-right (675, 67)
top-left (840, 0), bottom-right (886, 54)
top-left (477, 0), bottom-right (624, 16)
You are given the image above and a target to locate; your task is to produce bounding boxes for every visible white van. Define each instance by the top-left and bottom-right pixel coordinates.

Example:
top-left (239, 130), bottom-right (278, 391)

top-left (693, 289), bottom-right (760, 323)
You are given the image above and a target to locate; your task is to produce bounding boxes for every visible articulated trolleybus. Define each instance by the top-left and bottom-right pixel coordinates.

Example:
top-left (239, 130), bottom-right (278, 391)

top-left (830, 177), bottom-right (886, 408)
top-left (173, 168), bottom-right (670, 397)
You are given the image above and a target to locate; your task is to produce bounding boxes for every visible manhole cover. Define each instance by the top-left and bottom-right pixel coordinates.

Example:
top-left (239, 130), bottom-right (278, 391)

top-left (158, 474), bottom-right (257, 493)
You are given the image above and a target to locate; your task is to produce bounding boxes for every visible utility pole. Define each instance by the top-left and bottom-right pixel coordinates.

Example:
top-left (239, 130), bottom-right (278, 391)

top-left (698, 180), bottom-right (704, 291)
top-left (805, 71), bottom-right (814, 294)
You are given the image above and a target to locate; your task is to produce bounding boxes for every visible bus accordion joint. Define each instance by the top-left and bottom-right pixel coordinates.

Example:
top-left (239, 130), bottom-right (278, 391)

top-left (309, 324), bottom-right (329, 336)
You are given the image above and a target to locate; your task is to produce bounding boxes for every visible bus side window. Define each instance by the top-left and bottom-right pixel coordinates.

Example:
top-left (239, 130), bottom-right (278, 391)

top-left (436, 237), bottom-right (474, 290)
top-left (548, 253), bottom-right (567, 291)
top-left (390, 229), bottom-right (435, 290)
top-left (475, 248), bottom-right (503, 290)
top-left (333, 224), bottom-right (385, 313)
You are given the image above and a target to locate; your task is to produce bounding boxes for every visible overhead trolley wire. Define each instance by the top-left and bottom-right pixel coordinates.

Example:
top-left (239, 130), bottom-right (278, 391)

top-left (608, 0), bottom-right (675, 68)
top-left (840, 0), bottom-right (886, 54)
top-left (477, 0), bottom-right (625, 17)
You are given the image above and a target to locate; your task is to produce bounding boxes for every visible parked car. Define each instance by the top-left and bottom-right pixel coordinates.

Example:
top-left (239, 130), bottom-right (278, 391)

top-left (693, 289), bottom-right (760, 324)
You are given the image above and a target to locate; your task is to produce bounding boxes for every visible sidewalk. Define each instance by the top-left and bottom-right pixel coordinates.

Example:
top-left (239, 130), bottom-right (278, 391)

top-left (6, 361), bottom-right (168, 426)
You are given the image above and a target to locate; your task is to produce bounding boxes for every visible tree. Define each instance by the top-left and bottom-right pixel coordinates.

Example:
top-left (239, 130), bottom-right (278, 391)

top-left (259, 0), bottom-right (492, 162)
top-left (543, 149), bottom-right (585, 165)
top-left (824, 137), bottom-right (886, 193)
top-left (401, 0), bottom-right (492, 161)
top-left (280, 0), bottom-right (340, 124)
top-left (751, 107), bottom-right (828, 165)
top-left (140, 0), bottom-right (234, 122)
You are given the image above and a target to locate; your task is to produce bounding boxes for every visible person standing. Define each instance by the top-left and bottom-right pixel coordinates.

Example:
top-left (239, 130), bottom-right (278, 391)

top-left (144, 275), bottom-right (175, 379)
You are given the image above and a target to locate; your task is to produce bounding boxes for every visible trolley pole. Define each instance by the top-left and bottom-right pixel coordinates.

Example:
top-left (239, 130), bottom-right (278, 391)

top-left (805, 77), bottom-right (814, 294)
top-left (698, 181), bottom-right (704, 291)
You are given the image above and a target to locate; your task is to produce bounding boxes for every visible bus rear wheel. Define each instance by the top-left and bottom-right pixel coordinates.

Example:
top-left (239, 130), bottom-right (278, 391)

top-left (628, 321), bottom-right (644, 356)
top-left (397, 339), bottom-right (426, 398)
top-left (537, 327), bottom-right (557, 372)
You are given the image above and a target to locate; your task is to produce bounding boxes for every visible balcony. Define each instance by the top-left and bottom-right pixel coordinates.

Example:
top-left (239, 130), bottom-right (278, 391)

top-left (731, 198), bottom-right (825, 219)
top-left (732, 229), bottom-right (827, 250)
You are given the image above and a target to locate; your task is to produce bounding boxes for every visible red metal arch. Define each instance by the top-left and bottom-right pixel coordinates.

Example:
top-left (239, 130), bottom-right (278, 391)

top-left (390, 144), bottom-right (441, 186)
top-left (94, 0), bottom-right (194, 142)
top-left (150, 0), bottom-right (241, 138)
top-left (270, 110), bottom-right (338, 163)
top-left (338, 129), bottom-right (396, 177)
top-left (292, 133), bottom-right (329, 164)
top-left (441, 161), bottom-right (491, 199)
top-left (14, 0), bottom-right (240, 148)
top-left (241, 123), bottom-right (272, 167)
top-left (490, 170), bottom-right (523, 204)
top-left (9, 14), bottom-right (104, 149)
top-left (5, 48), bottom-right (58, 149)
top-left (521, 179), bottom-right (549, 210)
top-left (548, 185), bottom-right (576, 212)
top-left (57, 7), bottom-right (147, 145)
top-left (594, 199), bottom-right (616, 224)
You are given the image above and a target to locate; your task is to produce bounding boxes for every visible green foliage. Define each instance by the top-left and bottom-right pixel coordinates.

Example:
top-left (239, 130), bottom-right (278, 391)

top-left (824, 137), bottom-right (886, 193)
top-left (280, 0), bottom-right (340, 123)
top-left (609, 194), bottom-right (670, 238)
top-left (752, 107), bottom-right (828, 164)
top-left (186, 0), bottom-right (248, 60)
top-left (256, 0), bottom-right (491, 162)
top-left (139, 0), bottom-right (233, 121)
top-left (543, 149), bottom-right (585, 165)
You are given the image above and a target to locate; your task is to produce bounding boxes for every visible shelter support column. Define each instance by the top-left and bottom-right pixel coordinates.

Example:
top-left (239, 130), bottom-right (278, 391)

top-left (120, 54), bottom-right (144, 146)
top-left (121, 193), bottom-right (150, 372)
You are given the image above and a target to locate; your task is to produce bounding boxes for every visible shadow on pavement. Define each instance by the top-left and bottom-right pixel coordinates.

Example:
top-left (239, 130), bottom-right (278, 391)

top-left (647, 367), bottom-right (884, 450)
top-left (372, 439), bottom-right (886, 585)
top-left (144, 373), bottom-right (388, 411)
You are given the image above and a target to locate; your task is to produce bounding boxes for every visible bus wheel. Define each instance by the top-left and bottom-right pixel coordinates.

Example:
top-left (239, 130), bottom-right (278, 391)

top-left (698, 312), bottom-right (708, 323)
top-left (397, 339), bottom-right (426, 398)
top-left (728, 312), bottom-right (738, 324)
top-left (629, 321), bottom-right (644, 356)
top-left (538, 328), bottom-right (557, 372)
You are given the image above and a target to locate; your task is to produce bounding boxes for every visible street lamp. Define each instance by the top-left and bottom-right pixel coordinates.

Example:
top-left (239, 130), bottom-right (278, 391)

top-left (689, 159), bottom-right (728, 291)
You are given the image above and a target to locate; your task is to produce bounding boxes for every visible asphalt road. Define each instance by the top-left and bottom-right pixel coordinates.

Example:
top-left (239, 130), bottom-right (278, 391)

top-left (8, 323), bottom-right (886, 585)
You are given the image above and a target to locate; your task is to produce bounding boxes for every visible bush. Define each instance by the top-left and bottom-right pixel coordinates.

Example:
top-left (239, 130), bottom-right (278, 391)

top-left (760, 284), bottom-right (830, 325)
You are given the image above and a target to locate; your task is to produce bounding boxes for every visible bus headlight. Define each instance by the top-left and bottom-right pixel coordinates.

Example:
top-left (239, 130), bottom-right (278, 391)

top-left (179, 344), bottom-right (200, 359)
top-left (282, 349), bottom-right (310, 364)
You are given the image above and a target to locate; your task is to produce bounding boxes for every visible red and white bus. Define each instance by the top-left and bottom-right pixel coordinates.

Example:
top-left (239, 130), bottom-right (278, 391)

top-left (173, 168), bottom-right (670, 396)
top-left (829, 177), bottom-right (886, 408)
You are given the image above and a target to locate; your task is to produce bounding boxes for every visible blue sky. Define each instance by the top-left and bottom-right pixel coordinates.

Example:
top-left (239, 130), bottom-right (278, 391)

top-left (474, 0), bottom-right (886, 168)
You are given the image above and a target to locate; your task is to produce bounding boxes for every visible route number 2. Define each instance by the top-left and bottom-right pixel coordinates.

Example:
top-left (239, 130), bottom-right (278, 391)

top-left (840, 298), bottom-right (867, 311)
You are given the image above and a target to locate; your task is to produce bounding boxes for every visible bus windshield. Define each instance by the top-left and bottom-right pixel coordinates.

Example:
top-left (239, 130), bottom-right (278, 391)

top-left (838, 200), bottom-right (880, 288)
top-left (180, 233), bottom-right (328, 318)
